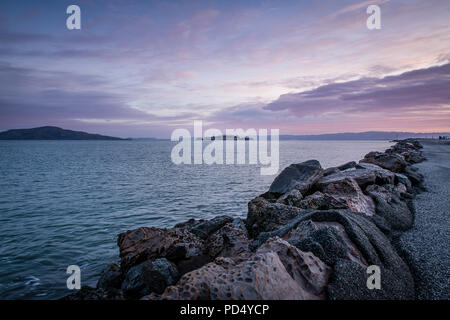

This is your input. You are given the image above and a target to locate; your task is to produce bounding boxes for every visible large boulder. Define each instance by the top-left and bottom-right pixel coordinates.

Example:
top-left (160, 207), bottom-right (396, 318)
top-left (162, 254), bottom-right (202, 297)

top-left (254, 209), bottom-right (414, 299)
top-left (292, 191), bottom-right (348, 211)
top-left (317, 177), bottom-right (375, 216)
top-left (246, 196), bottom-right (305, 238)
top-left (117, 227), bottom-right (204, 271)
top-left (317, 163), bottom-right (395, 190)
top-left (356, 163), bottom-right (396, 185)
top-left (161, 238), bottom-right (330, 300)
top-left (269, 160), bottom-right (323, 195)
top-left (365, 184), bottom-right (413, 230)
top-left (360, 151), bottom-right (407, 173)
top-left (284, 220), bottom-right (367, 267)
top-left (121, 258), bottom-right (179, 297)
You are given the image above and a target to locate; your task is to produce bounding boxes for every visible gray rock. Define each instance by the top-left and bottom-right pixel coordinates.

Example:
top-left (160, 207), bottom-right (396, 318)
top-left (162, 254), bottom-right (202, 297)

top-left (96, 262), bottom-right (123, 290)
top-left (394, 173), bottom-right (412, 189)
top-left (407, 151), bottom-right (426, 164)
top-left (173, 218), bottom-right (203, 229)
top-left (361, 151), bottom-right (407, 173)
top-left (162, 238), bottom-right (330, 300)
top-left (318, 163), bottom-right (395, 190)
top-left (323, 167), bottom-right (340, 176)
top-left (189, 215), bottom-right (233, 239)
top-left (365, 184), bottom-right (413, 230)
top-left (356, 162), bottom-right (396, 185)
top-left (254, 209), bottom-right (414, 299)
top-left (246, 196), bottom-right (305, 238)
top-left (269, 160), bottom-right (323, 195)
top-left (277, 189), bottom-right (303, 207)
top-left (338, 161), bottom-right (357, 171)
top-left (404, 166), bottom-right (424, 185)
top-left (121, 258), bottom-right (179, 297)
top-left (175, 254), bottom-right (212, 277)
top-left (287, 220), bottom-right (367, 267)
top-left (327, 259), bottom-right (414, 300)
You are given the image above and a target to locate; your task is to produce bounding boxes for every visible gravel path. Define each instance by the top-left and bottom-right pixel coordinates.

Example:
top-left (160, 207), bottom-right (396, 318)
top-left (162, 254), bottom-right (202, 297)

top-left (396, 140), bottom-right (450, 300)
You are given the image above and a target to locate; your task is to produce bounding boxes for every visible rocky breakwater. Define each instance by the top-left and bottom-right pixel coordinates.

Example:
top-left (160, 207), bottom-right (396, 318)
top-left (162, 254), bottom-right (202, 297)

top-left (63, 139), bottom-right (426, 300)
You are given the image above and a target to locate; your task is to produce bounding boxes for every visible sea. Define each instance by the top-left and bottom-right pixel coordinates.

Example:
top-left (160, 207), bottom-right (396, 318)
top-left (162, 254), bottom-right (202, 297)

top-left (0, 140), bottom-right (393, 299)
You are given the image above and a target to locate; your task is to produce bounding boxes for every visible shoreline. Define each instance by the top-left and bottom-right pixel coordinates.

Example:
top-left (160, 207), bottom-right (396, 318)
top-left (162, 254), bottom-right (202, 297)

top-left (64, 139), bottom-right (443, 300)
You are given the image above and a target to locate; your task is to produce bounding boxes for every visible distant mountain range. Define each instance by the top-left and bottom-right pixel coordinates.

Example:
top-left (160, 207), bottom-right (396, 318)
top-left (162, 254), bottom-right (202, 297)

top-left (1, 127), bottom-right (448, 141)
top-left (279, 131), bottom-right (449, 140)
top-left (0, 126), bottom-right (125, 140)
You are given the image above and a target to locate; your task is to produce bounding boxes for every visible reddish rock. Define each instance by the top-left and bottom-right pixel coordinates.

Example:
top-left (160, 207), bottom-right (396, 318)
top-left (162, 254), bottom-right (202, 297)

top-left (207, 221), bottom-right (249, 258)
top-left (315, 177), bottom-right (375, 216)
top-left (258, 238), bottom-right (331, 297)
top-left (294, 191), bottom-right (348, 210)
top-left (360, 151), bottom-right (407, 173)
top-left (277, 189), bottom-right (304, 207)
top-left (161, 238), bottom-right (330, 300)
top-left (117, 227), bottom-right (204, 271)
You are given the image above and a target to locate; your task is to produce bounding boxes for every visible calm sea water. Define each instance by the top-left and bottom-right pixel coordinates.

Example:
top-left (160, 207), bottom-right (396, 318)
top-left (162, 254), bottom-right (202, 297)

top-left (0, 140), bottom-right (392, 299)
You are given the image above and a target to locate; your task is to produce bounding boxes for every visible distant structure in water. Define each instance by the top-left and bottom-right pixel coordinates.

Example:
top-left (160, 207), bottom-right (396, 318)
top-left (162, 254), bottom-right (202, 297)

top-left (203, 135), bottom-right (252, 141)
top-left (438, 136), bottom-right (449, 140)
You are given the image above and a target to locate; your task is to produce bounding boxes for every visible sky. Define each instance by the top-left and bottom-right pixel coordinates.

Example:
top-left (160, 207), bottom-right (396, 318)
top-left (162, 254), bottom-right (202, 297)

top-left (0, 0), bottom-right (449, 138)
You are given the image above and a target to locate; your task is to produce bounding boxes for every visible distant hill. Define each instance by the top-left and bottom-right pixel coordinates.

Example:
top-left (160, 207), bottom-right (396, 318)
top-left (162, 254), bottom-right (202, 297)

top-left (131, 137), bottom-right (169, 141)
top-left (0, 126), bottom-right (125, 140)
top-left (280, 131), bottom-right (450, 140)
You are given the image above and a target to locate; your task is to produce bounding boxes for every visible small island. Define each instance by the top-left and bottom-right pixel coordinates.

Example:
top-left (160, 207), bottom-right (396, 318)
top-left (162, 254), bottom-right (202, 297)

top-left (0, 126), bottom-right (126, 140)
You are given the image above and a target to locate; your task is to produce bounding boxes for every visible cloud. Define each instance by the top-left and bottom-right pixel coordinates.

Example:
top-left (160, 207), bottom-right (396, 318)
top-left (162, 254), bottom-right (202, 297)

top-left (264, 63), bottom-right (450, 117)
top-left (0, 31), bottom-right (54, 43)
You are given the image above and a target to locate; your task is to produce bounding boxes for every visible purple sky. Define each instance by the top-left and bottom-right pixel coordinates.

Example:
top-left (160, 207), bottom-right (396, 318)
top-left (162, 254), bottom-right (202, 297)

top-left (0, 0), bottom-right (449, 138)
